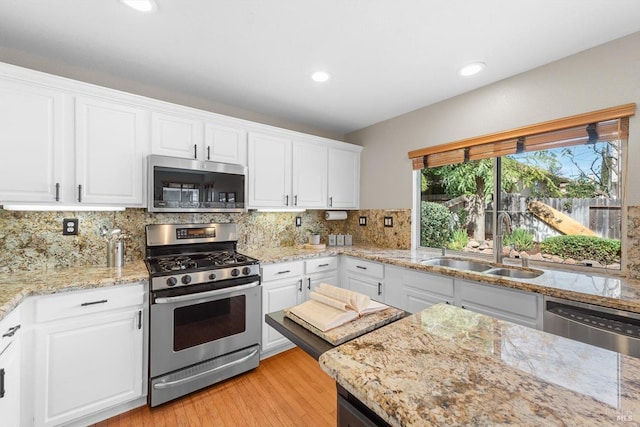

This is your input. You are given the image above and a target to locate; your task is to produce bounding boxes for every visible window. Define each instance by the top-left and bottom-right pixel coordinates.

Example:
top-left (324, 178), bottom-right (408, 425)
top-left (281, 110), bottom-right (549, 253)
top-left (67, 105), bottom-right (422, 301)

top-left (410, 104), bottom-right (634, 272)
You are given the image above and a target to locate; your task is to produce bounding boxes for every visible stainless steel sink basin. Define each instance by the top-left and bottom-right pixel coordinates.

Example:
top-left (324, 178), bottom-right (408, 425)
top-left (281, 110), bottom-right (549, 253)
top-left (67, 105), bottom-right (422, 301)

top-left (420, 258), bottom-right (493, 272)
top-left (485, 267), bottom-right (543, 279)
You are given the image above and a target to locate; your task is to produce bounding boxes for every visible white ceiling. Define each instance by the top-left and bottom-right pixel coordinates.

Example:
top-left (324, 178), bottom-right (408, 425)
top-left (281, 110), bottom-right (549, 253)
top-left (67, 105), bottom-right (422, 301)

top-left (1, 1), bottom-right (640, 135)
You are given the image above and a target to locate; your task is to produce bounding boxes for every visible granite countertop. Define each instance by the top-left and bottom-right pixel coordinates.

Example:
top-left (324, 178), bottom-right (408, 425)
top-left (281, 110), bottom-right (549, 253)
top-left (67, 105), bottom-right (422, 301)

top-left (248, 245), bottom-right (640, 314)
top-left (2, 245), bottom-right (640, 322)
top-left (320, 303), bottom-right (640, 426)
top-left (0, 261), bottom-right (148, 321)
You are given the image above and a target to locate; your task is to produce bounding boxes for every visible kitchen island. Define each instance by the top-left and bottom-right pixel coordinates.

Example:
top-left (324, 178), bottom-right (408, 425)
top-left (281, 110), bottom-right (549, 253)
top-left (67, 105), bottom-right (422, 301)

top-left (318, 303), bottom-right (640, 426)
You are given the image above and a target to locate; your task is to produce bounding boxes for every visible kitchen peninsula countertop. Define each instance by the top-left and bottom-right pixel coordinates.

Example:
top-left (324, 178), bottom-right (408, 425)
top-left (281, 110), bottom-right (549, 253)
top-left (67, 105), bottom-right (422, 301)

top-left (319, 303), bottom-right (640, 426)
top-left (0, 261), bottom-right (148, 321)
top-left (248, 245), bottom-right (640, 314)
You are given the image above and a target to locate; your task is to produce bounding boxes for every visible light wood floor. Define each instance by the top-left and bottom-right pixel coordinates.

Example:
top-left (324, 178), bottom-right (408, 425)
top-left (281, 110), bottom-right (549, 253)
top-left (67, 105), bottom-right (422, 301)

top-left (93, 347), bottom-right (337, 427)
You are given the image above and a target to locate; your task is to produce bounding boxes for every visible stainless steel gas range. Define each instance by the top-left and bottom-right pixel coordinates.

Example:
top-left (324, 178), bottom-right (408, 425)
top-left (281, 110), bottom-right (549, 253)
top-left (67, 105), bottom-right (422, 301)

top-left (145, 223), bottom-right (261, 407)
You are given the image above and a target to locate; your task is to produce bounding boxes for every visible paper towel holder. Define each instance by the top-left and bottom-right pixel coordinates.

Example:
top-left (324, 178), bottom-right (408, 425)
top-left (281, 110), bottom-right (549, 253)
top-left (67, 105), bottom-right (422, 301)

top-left (325, 211), bottom-right (348, 220)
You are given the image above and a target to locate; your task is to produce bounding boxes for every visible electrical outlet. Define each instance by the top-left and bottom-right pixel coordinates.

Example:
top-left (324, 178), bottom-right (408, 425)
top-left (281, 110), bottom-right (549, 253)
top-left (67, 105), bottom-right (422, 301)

top-left (63, 218), bottom-right (78, 235)
top-left (359, 216), bottom-right (367, 226)
top-left (384, 217), bottom-right (393, 227)
top-left (295, 216), bottom-right (302, 227)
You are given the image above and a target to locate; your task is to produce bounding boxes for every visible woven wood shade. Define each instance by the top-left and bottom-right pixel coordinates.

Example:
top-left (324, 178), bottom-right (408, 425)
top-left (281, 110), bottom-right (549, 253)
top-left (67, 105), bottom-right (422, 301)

top-left (409, 104), bottom-right (635, 170)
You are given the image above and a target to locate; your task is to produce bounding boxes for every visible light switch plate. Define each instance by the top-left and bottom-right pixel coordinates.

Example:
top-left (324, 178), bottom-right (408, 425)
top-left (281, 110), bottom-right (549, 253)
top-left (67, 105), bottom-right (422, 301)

top-left (384, 217), bottom-right (393, 227)
top-left (295, 216), bottom-right (302, 227)
top-left (359, 216), bottom-right (367, 226)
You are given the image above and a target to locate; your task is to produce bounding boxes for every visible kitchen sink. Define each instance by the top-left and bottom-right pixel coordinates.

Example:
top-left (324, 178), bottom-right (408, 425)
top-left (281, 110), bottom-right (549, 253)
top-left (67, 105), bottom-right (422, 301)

top-left (420, 257), bottom-right (493, 272)
top-left (485, 267), bottom-right (543, 279)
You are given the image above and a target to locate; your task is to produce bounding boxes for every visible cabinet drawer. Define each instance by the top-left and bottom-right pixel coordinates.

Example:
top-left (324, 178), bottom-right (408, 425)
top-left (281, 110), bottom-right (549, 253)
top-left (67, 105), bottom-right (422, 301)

top-left (344, 257), bottom-right (384, 279)
top-left (456, 279), bottom-right (539, 323)
top-left (34, 283), bottom-right (145, 323)
top-left (305, 257), bottom-right (337, 274)
top-left (261, 261), bottom-right (304, 282)
top-left (403, 269), bottom-right (453, 297)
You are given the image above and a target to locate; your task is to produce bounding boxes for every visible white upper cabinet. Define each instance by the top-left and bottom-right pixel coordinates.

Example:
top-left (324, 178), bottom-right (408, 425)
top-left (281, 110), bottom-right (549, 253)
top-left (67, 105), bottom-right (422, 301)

top-left (151, 110), bottom-right (247, 165)
top-left (151, 111), bottom-right (204, 160)
top-left (292, 141), bottom-right (328, 208)
top-left (328, 148), bottom-right (360, 209)
top-left (205, 122), bottom-right (247, 165)
top-left (248, 132), bottom-right (292, 208)
top-left (75, 96), bottom-right (148, 206)
top-left (0, 79), bottom-right (65, 203)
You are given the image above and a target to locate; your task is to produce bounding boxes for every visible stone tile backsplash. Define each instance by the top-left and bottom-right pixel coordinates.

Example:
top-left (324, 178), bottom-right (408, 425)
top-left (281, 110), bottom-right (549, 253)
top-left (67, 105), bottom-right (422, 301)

top-left (2, 206), bottom-right (638, 278)
top-left (0, 208), bottom-right (411, 272)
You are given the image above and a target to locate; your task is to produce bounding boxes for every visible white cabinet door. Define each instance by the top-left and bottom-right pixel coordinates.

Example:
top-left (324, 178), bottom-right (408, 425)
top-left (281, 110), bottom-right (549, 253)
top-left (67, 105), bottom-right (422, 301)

top-left (0, 306), bottom-right (21, 427)
top-left (292, 141), bottom-right (327, 208)
top-left (0, 79), bottom-right (65, 203)
top-left (204, 122), bottom-right (247, 165)
top-left (248, 132), bottom-right (292, 208)
top-left (151, 111), bottom-right (204, 159)
top-left (455, 279), bottom-right (542, 329)
top-left (261, 276), bottom-right (303, 355)
top-left (385, 265), bottom-right (454, 313)
top-left (342, 257), bottom-right (384, 302)
top-left (344, 274), bottom-right (383, 302)
top-left (328, 148), bottom-right (360, 209)
top-left (34, 309), bottom-right (144, 427)
top-left (75, 96), bottom-right (148, 206)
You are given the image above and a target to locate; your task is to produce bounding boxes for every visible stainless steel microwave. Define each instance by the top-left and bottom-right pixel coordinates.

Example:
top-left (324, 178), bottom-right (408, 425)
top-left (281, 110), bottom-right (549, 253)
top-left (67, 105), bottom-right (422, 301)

top-left (147, 155), bottom-right (247, 213)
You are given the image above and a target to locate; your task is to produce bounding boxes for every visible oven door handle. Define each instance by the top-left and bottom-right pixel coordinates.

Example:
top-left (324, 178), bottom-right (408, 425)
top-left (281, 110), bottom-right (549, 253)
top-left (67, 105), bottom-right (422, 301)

top-left (154, 281), bottom-right (260, 305)
top-left (153, 347), bottom-right (259, 390)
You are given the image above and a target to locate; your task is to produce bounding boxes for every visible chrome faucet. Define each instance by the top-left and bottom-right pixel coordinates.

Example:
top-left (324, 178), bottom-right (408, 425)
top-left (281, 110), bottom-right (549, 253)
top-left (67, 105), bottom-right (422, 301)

top-left (495, 212), bottom-right (512, 264)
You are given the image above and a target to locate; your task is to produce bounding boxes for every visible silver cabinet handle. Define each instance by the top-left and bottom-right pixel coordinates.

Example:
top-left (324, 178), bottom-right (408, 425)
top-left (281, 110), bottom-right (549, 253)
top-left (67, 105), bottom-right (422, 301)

top-left (77, 184), bottom-right (82, 203)
top-left (81, 299), bottom-right (107, 307)
top-left (377, 282), bottom-right (382, 296)
top-left (2, 325), bottom-right (20, 338)
top-left (55, 183), bottom-right (60, 202)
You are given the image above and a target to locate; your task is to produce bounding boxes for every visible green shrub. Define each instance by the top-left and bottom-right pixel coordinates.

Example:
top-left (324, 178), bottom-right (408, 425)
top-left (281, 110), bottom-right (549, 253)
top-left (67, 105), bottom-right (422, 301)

top-left (447, 228), bottom-right (469, 251)
top-left (503, 228), bottom-right (535, 251)
top-left (540, 235), bottom-right (620, 264)
top-left (420, 201), bottom-right (452, 248)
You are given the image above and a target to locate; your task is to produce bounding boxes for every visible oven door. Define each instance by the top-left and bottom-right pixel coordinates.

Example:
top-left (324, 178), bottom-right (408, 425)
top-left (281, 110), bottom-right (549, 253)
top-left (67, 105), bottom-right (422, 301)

top-left (150, 279), bottom-right (261, 378)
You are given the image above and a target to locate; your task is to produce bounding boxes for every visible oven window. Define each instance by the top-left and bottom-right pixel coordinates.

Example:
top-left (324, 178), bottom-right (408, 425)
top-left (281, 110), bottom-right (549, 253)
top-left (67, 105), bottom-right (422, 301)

top-left (173, 295), bottom-right (246, 351)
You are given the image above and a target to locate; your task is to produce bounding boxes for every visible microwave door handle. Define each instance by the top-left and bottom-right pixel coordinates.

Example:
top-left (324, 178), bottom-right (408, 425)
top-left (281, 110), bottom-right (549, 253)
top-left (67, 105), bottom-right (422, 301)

top-left (154, 281), bottom-right (260, 304)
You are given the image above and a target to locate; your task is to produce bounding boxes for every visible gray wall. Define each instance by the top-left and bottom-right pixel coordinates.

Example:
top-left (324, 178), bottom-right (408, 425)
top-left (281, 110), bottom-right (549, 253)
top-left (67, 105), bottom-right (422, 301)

top-left (347, 32), bottom-right (640, 209)
top-left (0, 47), bottom-right (346, 142)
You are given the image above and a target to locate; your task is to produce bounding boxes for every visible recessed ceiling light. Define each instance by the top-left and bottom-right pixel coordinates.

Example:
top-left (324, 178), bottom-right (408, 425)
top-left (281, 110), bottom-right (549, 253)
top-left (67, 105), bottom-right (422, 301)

top-left (458, 62), bottom-right (485, 77)
top-left (311, 71), bottom-right (331, 83)
top-left (120, 0), bottom-right (158, 13)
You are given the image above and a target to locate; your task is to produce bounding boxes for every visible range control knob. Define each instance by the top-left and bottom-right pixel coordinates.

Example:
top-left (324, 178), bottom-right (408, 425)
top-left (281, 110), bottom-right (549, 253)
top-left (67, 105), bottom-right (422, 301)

top-left (242, 267), bottom-right (251, 276)
top-left (231, 268), bottom-right (240, 277)
top-left (181, 275), bottom-right (192, 285)
top-left (166, 277), bottom-right (177, 287)
top-left (209, 273), bottom-right (216, 281)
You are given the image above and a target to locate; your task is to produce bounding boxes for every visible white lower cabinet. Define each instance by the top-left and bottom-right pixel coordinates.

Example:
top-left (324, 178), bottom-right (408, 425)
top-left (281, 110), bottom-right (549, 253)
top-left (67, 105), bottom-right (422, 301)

top-left (454, 279), bottom-right (542, 329)
top-left (0, 306), bottom-right (22, 427)
top-left (30, 283), bottom-right (146, 427)
top-left (342, 257), bottom-right (385, 302)
top-left (304, 256), bottom-right (339, 296)
top-left (261, 261), bottom-right (305, 357)
top-left (385, 266), bottom-right (454, 313)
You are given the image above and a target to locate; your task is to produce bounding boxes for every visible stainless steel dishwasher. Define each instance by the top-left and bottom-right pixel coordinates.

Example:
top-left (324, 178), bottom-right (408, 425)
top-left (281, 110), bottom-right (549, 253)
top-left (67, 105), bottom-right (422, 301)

top-left (543, 296), bottom-right (640, 358)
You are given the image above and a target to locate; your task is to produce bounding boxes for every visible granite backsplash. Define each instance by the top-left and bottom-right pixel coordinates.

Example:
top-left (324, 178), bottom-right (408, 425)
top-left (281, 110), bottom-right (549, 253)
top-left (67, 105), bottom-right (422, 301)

top-left (3, 206), bottom-right (638, 278)
top-left (0, 208), bottom-right (412, 272)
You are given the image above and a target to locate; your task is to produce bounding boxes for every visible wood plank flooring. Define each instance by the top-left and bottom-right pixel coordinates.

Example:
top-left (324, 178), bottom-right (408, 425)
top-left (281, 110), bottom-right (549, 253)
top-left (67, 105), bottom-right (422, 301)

top-left (93, 348), bottom-right (337, 427)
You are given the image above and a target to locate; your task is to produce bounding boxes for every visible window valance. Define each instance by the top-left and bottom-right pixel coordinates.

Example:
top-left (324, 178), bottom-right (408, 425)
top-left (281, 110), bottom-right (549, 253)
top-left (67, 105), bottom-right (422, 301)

top-left (408, 103), bottom-right (635, 170)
